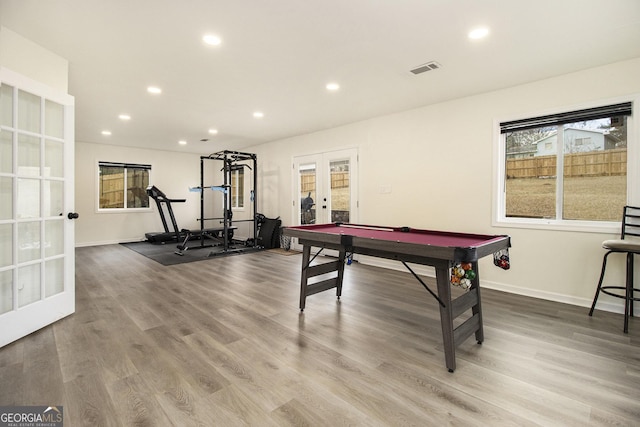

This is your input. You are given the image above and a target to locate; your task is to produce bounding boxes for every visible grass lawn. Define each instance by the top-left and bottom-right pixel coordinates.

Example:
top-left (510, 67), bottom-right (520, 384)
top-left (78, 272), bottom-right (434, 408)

top-left (506, 175), bottom-right (626, 221)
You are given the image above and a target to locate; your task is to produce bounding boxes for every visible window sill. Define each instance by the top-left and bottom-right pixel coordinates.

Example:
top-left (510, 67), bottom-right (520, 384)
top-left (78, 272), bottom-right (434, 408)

top-left (493, 217), bottom-right (619, 234)
top-left (96, 208), bottom-right (153, 214)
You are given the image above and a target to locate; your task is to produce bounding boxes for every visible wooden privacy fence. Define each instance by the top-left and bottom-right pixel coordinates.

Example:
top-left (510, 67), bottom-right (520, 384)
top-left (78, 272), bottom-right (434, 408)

top-left (99, 172), bottom-right (125, 208)
top-left (300, 171), bottom-right (349, 193)
top-left (99, 171), bottom-right (149, 208)
top-left (506, 148), bottom-right (627, 179)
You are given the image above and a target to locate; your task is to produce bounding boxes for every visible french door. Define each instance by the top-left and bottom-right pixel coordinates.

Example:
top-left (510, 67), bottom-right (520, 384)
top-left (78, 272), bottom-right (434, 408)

top-left (0, 67), bottom-right (76, 348)
top-left (292, 148), bottom-right (358, 249)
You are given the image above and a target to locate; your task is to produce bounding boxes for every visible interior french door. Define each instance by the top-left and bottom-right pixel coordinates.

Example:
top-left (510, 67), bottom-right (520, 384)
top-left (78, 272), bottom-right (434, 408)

top-left (292, 148), bottom-right (358, 250)
top-left (0, 67), bottom-right (76, 348)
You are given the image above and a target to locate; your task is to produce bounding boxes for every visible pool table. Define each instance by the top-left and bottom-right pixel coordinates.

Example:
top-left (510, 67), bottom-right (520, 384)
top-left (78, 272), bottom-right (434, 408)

top-left (283, 223), bottom-right (511, 372)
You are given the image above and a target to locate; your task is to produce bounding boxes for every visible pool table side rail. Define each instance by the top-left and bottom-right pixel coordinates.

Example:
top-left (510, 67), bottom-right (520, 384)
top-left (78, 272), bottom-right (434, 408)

top-left (350, 234), bottom-right (510, 263)
top-left (285, 223), bottom-right (508, 242)
top-left (284, 225), bottom-right (510, 263)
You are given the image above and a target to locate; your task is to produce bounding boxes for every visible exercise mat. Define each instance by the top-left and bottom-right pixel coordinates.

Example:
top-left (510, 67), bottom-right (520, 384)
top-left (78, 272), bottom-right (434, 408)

top-left (120, 241), bottom-right (255, 265)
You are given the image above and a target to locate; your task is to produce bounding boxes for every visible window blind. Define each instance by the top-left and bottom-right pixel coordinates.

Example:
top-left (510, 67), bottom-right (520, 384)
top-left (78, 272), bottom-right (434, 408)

top-left (500, 102), bottom-right (632, 134)
top-left (98, 161), bottom-right (152, 170)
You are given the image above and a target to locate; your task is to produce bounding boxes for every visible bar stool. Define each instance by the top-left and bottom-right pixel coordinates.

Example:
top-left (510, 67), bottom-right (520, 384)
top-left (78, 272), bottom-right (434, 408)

top-left (589, 205), bottom-right (640, 333)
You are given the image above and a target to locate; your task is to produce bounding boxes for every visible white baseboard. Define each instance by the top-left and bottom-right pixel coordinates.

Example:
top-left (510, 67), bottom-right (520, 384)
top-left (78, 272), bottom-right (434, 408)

top-left (75, 237), bottom-right (146, 248)
top-left (357, 255), bottom-right (435, 276)
top-left (357, 256), bottom-right (630, 316)
top-left (482, 279), bottom-right (632, 315)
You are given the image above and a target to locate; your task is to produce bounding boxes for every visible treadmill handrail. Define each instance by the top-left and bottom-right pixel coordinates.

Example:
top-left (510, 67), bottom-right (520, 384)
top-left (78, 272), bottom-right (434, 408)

top-left (146, 185), bottom-right (184, 235)
top-left (155, 197), bottom-right (186, 203)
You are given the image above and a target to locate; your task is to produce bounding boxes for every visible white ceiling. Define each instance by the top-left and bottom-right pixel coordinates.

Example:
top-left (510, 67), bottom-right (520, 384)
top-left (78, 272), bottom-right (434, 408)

top-left (1, 0), bottom-right (639, 154)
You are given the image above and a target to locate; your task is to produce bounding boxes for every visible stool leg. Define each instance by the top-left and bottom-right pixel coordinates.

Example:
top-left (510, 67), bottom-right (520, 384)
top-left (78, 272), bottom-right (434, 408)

top-left (624, 252), bottom-right (633, 333)
top-left (589, 251), bottom-right (611, 316)
top-left (631, 253), bottom-right (635, 319)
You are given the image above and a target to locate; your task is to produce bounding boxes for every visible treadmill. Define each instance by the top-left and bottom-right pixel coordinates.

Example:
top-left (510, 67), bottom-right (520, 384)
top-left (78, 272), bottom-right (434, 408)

top-left (145, 185), bottom-right (186, 243)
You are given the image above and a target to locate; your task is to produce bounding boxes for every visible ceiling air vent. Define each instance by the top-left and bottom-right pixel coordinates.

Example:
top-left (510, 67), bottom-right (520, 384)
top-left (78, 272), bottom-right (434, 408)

top-left (410, 61), bottom-right (441, 75)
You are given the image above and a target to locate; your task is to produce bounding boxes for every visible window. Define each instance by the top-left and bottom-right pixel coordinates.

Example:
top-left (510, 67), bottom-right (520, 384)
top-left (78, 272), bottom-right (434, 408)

top-left (574, 137), bottom-right (590, 147)
top-left (98, 162), bottom-right (150, 210)
top-left (230, 166), bottom-right (244, 209)
top-left (496, 100), bottom-right (635, 229)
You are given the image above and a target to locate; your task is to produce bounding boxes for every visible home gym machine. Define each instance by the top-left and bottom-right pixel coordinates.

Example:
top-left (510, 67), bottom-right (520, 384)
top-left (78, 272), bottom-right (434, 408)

top-left (177, 150), bottom-right (262, 257)
top-left (146, 185), bottom-right (231, 248)
top-left (145, 185), bottom-right (186, 243)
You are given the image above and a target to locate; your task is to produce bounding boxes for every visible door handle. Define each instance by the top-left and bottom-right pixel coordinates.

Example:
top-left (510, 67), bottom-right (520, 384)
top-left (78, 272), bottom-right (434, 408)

top-left (67, 212), bottom-right (79, 220)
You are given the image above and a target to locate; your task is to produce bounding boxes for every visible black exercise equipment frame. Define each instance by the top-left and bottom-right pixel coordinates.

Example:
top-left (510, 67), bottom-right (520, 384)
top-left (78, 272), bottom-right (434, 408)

top-left (145, 185), bottom-right (186, 243)
top-left (196, 150), bottom-right (260, 256)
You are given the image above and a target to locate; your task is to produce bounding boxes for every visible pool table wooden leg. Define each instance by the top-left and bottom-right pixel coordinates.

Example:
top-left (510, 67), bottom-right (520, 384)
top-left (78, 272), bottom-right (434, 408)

top-left (335, 248), bottom-right (346, 299)
top-left (298, 245), bottom-right (346, 311)
top-left (299, 245), bottom-right (311, 311)
top-left (436, 265), bottom-right (456, 372)
top-left (471, 261), bottom-right (484, 344)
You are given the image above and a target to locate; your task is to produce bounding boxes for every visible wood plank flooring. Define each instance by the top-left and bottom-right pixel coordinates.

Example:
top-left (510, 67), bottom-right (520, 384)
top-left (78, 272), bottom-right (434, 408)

top-left (1, 244), bottom-right (640, 426)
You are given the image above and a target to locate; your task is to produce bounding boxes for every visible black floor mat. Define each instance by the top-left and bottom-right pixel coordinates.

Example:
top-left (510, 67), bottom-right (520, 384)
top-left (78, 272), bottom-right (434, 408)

top-left (120, 241), bottom-right (262, 265)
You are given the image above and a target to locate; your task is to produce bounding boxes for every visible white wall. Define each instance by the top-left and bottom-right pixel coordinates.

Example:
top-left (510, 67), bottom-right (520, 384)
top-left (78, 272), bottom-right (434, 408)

top-left (75, 144), bottom-right (260, 246)
top-left (249, 57), bottom-right (640, 312)
top-left (0, 26), bottom-right (68, 92)
top-left (75, 141), bottom-right (203, 246)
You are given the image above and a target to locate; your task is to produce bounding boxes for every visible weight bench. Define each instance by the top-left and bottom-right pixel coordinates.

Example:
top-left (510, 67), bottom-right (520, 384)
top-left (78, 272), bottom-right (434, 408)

top-left (175, 226), bottom-right (238, 256)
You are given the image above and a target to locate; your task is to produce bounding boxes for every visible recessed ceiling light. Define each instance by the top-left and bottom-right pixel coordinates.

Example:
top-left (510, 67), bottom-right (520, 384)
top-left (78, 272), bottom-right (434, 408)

top-left (208, 128), bottom-right (219, 135)
top-left (253, 111), bottom-right (264, 118)
top-left (147, 86), bottom-right (162, 94)
top-left (178, 140), bottom-right (187, 145)
top-left (101, 130), bottom-right (112, 136)
top-left (118, 114), bottom-right (131, 120)
top-left (326, 82), bottom-right (340, 91)
top-left (468, 27), bottom-right (489, 40)
top-left (203, 34), bottom-right (222, 46)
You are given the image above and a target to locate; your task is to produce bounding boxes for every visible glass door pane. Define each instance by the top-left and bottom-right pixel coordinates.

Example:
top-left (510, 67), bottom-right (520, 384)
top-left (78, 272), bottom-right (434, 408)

top-left (17, 221), bottom-right (40, 263)
top-left (299, 163), bottom-right (317, 225)
top-left (0, 177), bottom-right (12, 220)
top-left (45, 258), bottom-right (64, 297)
top-left (43, 180), bottom-right (64, 217)
top-left (329, 160), bottom-right (350, 223)
top-left (17, 264), bottom-right (40, 307)
top-left (0, 130), bottom-right (12, 173)
top-left (17, 133), bottom-right (40, 176)
top-left (0, 271), bottom-right (12, 315)
top-left (44, 100), bottom-right (64, 138)
top-left (1, 84), bottom-right (14, 127)
top-left (44, 139), bottom-right (64, 177)
top-left (17, 89), bottom-right (41, 133)
top-left (17, 178), bottom-right (40, 219)
top-left (44, 220), bottom-right (64, 257)
top-left (0, 224), bottom-right (12, 267)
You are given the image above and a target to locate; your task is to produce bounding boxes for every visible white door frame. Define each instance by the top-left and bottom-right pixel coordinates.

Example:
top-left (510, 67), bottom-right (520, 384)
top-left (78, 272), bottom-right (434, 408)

top-left (291, 148), bottom-right (358, 250)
